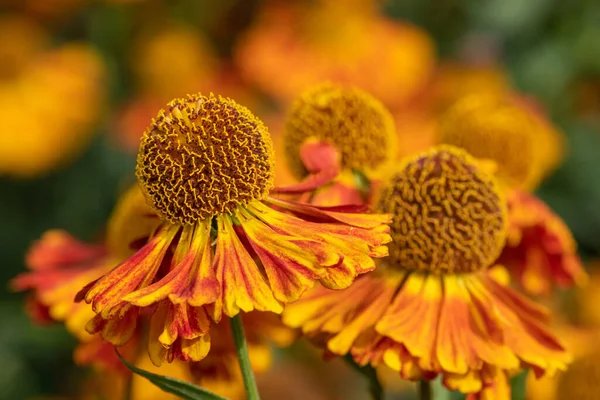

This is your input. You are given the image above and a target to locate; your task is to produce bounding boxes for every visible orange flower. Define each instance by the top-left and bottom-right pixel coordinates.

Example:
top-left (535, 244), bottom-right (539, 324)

top-left (13, 185), bottom-right (295, 395)
top-left (277, 83), bottom-right (397, 206)
top-left (235, 1), bottom-right (434, 109)
top-left (78, 93), bottom-right (391, 366)
top-left (11, 229), bottom-right (138, 372)
top-left (498, 189), bottom-right (586, 296)
top-left (283, 145), bottom-right (570, 398)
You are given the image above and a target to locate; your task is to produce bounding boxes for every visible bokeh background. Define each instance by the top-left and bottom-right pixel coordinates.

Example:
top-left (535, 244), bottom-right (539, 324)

top-left (1, 0), bottom-right (599, 399)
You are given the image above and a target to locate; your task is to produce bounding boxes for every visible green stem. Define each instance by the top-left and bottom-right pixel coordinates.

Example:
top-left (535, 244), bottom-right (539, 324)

top-left (230, 314), bottom-right (261, 400)
top-left (122, 373), bottom-right (133, 400)
top-left (343, 355), bottom-right (384, 400)
top-left (419, 380), bottom-right (432, 400)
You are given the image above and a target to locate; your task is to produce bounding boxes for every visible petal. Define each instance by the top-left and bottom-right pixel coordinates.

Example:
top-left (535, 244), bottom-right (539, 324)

top-left (376, 273), bottom-right (442, 371)
top-left (124, 222), bottom-right (219, 307)
top-left (238, 208), bottom-right (326, 303)
top-left (211, 216), bottom-right (282, 320)
top-left (85, 305), bottom-right (139, 346)
top-left (83, 224), bottom-right (178, 318)
top-left (272, 139), bottom-right (341, 194)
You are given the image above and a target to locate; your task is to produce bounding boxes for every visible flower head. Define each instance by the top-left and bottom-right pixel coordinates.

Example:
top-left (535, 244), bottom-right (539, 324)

top-left (136, 93), bottom-right (274, 224)
top-left (284, 83), bottom-right (396, 180)
top-left (283, 145), bottom-right (570, 398)
top-left (438, 93), bottom-right (539, 189)
top-left (78, 93), bottom-right (391, 365)
top-left (378, 145), bottom-right (507, 273)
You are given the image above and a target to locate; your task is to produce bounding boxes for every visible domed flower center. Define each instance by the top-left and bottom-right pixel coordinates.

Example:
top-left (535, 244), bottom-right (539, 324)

top-left (136, 93), bottom-right (275, 225)
top-left (377, 145), bottom-right (508, 274)
top-left (283, 83), bottom-right (396, 178)
top-left (438, 93), bottom-right (538, 188)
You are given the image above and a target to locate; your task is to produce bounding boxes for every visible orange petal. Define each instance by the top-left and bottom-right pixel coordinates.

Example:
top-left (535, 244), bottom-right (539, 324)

top-left (272, 139), bottom-right (341, 194)
top-left (376, 273), bottom-right (441, 371)
top-left (83, 224), bottom-right (178, 318)
top-left (211, 216), bottom-right (283, 320)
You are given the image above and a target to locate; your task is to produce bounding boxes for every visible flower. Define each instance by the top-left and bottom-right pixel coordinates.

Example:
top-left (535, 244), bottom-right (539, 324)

top-left (0, 41), bottom-right (106, 177)
top-left (78, 93), bottom-right (392, 365)
top-left (498, 189), bottom-right (586, 296)
top-left (278, 83), bottom-right (396, 206)
top-left (13, 184), bottom-right (295, 395)
top-left (235, 0), bottom-right (434, 109)
top-left (283, 145), bottom-right (570, 398)
top-left (11, 229), bottom-right (138, 372)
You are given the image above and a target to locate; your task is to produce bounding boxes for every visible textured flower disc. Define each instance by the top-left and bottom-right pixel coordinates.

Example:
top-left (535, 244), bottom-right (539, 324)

top-left (438, 93), bottom-right (538, 188)
top-left (283, 82), bottom-right (396, 178)
top-left (136, 93), bottom-right (275, 225)
top-left (557, 351), bottom-right (600, 400)
top-left (377, 145), bottom-right (508, 273)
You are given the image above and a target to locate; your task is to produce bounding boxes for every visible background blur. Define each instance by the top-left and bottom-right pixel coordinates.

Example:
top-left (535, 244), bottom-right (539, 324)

top-left (0, 0), bottom-right (599, 399)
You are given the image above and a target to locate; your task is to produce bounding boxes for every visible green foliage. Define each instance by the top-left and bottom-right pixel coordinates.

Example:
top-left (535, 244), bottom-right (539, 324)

top-left (118, 353), bottom-right (229, 400)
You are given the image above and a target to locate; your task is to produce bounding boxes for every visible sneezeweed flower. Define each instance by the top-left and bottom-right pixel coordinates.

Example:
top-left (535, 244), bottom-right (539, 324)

top-left (280, 83), bottom-right (396, 205)
top-left (498, 189), bottom-right (586, 296)
top-left (283, 145), bottom-right (570, 398)
top-left (78, 92), bottom-right (392, 365)
top-left (11, 229), bottom-right (138, 372)
top-left (0, 42), bottom-right (106, 177)
top-left (13, 185), bottom-right (294, 396)
top-left (437, 92), bottom-right (565, 191)
top-left (235, 0), bottom-right (434, 109)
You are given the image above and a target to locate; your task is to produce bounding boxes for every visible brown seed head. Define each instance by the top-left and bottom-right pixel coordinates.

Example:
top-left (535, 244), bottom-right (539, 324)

top-left (377, 145), bottom-right (508, 273)
top-left (136, 93), bottom-right (275, 225)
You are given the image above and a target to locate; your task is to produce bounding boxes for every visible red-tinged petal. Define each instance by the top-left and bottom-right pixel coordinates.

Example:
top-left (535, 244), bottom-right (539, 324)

top-left (309, 180), bottom-right (365, 207)
top-left (266, 196), bottom-right (392, 229)
top-left (500, 189), bottom-right (587, 295)
top-left (148, 301), bottom-right (212, 366)
top-left (272, 139), bottom-right (341, 194)
top-left (211, 216), bottom-right (283, 320)
top-left (466, 275), bottom-right (570, 376)
top-left (85, 306), bottom-right (139, 346)
top-left (125, 222), bottom-right (219, 307)
top-left (436, 275), bottom-right (519, 374)
top-left (82, 224), bottom-right (178, 318)
top-left (238, 209), bottom-right (327, 303)
top-left (25, 230), bottom-right (106, 272)
top-left (376, 273), bottom-right (442, 371)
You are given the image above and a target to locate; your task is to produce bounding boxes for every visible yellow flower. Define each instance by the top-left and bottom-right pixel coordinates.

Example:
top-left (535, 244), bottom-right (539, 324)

top-left (437, 92), bottom-right (565, 191)
top-left (235, 1), bottom-right (434, 109)
top-left (78, 93), bottom-right (392, 366)
top-left (283, 145), bottom-right (570, 398)
top-left (0, 42), bottom-right (105, 177)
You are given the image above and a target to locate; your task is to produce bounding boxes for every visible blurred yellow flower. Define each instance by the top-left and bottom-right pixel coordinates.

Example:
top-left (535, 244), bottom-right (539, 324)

top-left (0, 41), bottom-right (106, 177)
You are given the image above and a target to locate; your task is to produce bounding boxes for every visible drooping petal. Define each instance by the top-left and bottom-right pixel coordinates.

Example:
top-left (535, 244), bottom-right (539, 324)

top-left (81, 224), bottom-right (178, 318)
top-left (124, 221), bottom-right (219, 307)
top-left (500, 189), bottom-right (587, 295)
top-left (211, 216), bottom-right (283, 320)
top-left (271, 139), bottom-right (341, 194)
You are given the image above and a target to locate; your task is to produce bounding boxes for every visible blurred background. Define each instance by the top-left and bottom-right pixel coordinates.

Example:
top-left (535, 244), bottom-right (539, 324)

top-left (0, 0), bottom-right (599, 399)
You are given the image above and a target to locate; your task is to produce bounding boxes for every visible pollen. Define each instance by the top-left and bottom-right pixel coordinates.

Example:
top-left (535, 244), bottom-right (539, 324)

top-left (283, 82), bottom-right (396, 178)
top-left (377, 145), bottom-right (508, 274)
top-left (438, 93), bottom-right (538, 188)
top-left (136, 93), bottom-right (275, 225)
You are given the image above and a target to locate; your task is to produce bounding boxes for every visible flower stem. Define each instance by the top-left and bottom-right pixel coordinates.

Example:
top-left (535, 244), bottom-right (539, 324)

top-left (230, 314), bottom-right (261, 400)
top-left (343, 355), bottom-right (384, 400)
top-left (419, 380), bottom-right (432, 400)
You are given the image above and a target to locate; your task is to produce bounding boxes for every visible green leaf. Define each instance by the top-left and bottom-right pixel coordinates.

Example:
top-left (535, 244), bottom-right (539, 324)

top-left (117, 352), bottom-right (229, 400)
